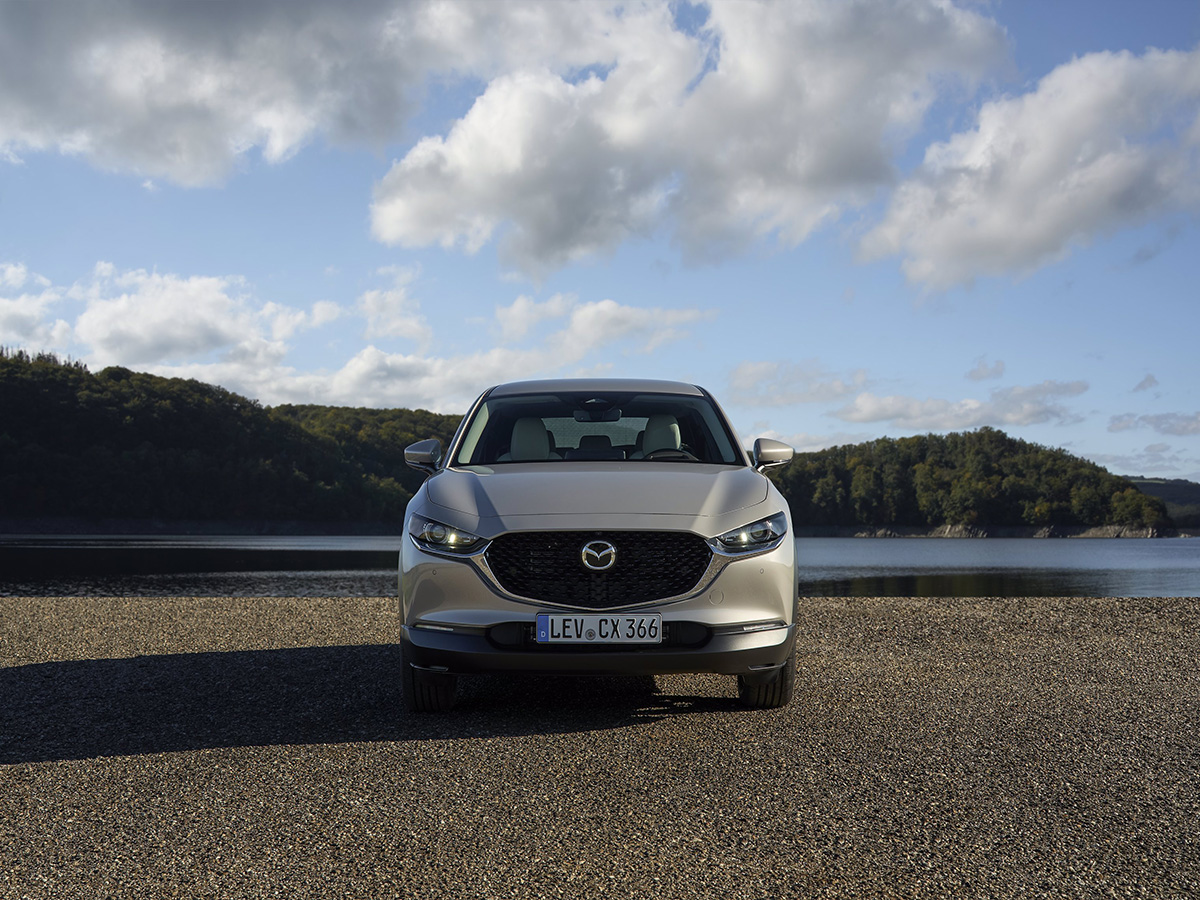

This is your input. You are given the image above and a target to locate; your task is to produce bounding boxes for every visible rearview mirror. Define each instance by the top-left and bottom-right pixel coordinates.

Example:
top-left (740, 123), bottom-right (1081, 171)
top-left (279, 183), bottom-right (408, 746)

top-left (573, 407), bottom-right (622, 422)
top-left (752, 438), bottom-right (793, 472)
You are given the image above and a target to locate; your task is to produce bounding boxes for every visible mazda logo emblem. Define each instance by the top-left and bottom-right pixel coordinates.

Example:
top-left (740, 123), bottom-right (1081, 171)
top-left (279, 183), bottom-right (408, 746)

top-left (580, 540), bottom-right (617, 571)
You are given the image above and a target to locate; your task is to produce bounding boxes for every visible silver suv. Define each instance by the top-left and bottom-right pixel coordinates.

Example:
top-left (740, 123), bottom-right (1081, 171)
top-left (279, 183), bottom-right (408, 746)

top-left (400, 379), bottom-right (796, 712)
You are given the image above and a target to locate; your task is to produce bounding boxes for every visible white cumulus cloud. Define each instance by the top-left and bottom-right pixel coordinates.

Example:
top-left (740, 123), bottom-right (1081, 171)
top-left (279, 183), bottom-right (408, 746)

top-left (262, 300), bottom-right (343, 341)
top-left (495, 293), bottom-right (577, 343)
top-left (72, 267), bottom-right (257, 365)
top-left (835, 380), bottom-right (1089, 430)
top-left (0, 1), bottom-right (714, 191)
top-left (211, 294), bottom-right (714, 410)
top-left (728, 360), bottom-right (869, 406)
top-left (2, 263), bottom-right (47, 290)
top-left (966, 357), bottom-right (1005, 381)
top-left (1133, 374), bottom-right (1159, 392)
top-left (9, 2), bottom-right (1198, 290)
top-left (357, 268), bottom-right (431, 347)
top-left (0, 263), bottom-right (68, 349)
top-left (6, 259), bottom-right (713, 409)
top-left (861, 46), bottom-right (1200, 288)
top-left (38, 263), bottom-right (347, 376)
top-left (736, 424), bottom-right (873, 455)
top-left (1108, 411), bottom-right (1200, 436)
top-left (1089, 443), bottom-right (1198, 477)
top-left (370, 0), bottom-right (1004, 272)
top-left (0, 0), bottom-right (463, 185)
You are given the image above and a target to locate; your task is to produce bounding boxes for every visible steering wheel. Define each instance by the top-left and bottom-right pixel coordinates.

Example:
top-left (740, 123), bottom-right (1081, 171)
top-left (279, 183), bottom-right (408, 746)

top-left (643, 447), bottom-right (698, 461)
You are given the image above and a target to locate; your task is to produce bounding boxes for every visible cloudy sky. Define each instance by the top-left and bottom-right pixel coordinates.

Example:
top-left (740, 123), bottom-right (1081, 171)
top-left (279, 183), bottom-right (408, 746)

top-left (2, 0), bottom-right (1199, 478)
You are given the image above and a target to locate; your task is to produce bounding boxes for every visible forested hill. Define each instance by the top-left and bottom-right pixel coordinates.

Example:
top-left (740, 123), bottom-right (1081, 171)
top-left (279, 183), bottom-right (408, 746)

top-left (771, 429), bottom-right (1170, 532)
top-left (1, 350), bottom-right (459, 531)
top-left (1127, 477), bottom-right (1200, 528)
top-left (0, 350), bottom-right (1173, 533)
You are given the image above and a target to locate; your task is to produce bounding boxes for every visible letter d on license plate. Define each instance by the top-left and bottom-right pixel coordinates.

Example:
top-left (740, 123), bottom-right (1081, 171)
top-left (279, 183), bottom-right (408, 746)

top-left (536, 613), bottom-right (662, 644)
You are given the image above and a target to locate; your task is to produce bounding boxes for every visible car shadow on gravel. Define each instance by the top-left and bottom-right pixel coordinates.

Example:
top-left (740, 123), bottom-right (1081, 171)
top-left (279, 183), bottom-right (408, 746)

top-left (1, 646), bottom-right (743, 764)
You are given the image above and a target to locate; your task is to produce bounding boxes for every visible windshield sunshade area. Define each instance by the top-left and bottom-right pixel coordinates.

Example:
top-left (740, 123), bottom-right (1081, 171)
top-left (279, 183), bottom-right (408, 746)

top-left (452, 392), bottom-right (744, 466)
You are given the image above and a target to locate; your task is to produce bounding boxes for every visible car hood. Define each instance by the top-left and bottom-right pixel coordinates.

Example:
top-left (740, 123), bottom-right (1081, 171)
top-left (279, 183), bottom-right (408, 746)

top-left (423, 463), bottom-right (771, 537)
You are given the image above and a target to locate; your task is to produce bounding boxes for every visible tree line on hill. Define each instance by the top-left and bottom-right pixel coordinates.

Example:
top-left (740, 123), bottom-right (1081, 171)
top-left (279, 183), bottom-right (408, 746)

top-left (0, 349), bottom-right (1175, 532)
top-left (769, 428), bottom-right (1170, 532)
top-left (1126, 477), bottom-right (1200, 528)
top-left (0, 349), bottom-right (458, 530)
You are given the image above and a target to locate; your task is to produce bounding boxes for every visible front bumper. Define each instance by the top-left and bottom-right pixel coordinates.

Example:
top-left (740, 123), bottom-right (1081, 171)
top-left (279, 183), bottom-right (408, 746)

top-left (402, 621), bottom-right (796, 678)
top-left (399, 525), bottom-right (797, 679)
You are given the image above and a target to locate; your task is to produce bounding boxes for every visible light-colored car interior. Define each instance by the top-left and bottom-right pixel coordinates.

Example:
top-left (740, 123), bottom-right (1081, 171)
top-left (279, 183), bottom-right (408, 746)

top-left (633, 413), bottom-right (680, 457)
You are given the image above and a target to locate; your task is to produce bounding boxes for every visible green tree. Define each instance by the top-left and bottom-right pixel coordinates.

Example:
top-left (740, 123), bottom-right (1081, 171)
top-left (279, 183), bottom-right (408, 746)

top-left (850, 463), bottom-right (881, 525)
top-left (776, 423), bottom-right (1173, 532)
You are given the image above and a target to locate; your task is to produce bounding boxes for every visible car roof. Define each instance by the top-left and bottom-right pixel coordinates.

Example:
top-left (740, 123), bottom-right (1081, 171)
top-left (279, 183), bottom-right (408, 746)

top-left (486, 378), bottom-right (706, 397)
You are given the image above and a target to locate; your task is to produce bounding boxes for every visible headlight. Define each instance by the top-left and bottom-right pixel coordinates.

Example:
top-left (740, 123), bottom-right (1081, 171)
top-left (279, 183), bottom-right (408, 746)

top-left (710, 512), bottom-right (788, 554)
top-left (409, 514), bottom-right (486, 554)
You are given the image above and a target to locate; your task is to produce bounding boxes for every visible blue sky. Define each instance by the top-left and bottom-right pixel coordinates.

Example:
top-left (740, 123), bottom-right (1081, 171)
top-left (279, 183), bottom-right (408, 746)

top-left (2, 0), bottom-right (1199, 478)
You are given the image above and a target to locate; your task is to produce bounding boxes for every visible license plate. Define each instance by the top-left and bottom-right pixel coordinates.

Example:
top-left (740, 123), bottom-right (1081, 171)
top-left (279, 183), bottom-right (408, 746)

top-left (536, 613), bottom-right (662, 644)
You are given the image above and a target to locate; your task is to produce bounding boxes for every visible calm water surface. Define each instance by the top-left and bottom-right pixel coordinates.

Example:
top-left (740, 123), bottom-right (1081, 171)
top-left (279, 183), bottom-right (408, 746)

top-left (1, 535), bottom-right (1197, 597)
top-left (0, 535), bottom-right (401, 597)
top-left (797, 537), bottom-right (1200, 597)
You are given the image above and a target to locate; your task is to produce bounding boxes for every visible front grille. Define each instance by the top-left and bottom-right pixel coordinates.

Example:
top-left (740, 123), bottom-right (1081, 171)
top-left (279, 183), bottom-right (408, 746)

top-left (486, 530), bottom-right (712, 608)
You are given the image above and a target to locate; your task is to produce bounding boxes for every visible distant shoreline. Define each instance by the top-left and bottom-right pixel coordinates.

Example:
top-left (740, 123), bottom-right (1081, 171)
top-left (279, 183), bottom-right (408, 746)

top-left (1, 517), bottom-right (1193, 539)
top-left (0, 517), bottom-right (401, 537)
top-left (792, 524), bottom-right (1195, 539)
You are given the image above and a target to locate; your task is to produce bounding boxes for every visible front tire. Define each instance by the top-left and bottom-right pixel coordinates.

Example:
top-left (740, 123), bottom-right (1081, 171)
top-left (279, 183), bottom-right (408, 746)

top-left (737, 650), bottom-right (795, 709)
top-left (401, 643), bottom-right (458, 713)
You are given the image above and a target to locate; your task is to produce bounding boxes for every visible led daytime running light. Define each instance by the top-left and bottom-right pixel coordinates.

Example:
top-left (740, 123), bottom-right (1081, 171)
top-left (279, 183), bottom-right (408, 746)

top-left (410, 515), bottom-right (484, 554)
top-left (713, 512), bottom-right (788, 553)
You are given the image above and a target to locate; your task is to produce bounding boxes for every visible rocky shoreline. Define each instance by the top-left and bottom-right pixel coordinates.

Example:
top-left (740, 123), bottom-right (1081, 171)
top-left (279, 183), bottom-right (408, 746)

top-left (2, 594), bottom-right (1198, 898)
top-left (798, 523), bottom-right (1195, 538)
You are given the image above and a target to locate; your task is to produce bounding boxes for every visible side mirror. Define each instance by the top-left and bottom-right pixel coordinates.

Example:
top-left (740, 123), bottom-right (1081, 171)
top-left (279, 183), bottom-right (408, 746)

top-left (404, 438), bottom-right (442, 475)
top-left (752, 438), bottom-right (793, 472)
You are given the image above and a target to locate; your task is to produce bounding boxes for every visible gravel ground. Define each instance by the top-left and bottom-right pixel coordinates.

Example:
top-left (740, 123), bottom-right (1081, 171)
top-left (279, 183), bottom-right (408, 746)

top-left (1, 594), bottom-right (1198, 899)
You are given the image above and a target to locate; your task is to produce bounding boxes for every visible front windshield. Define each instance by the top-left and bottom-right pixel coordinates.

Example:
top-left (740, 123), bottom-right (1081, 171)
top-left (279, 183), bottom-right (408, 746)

top-left (453, 391), bottom-right (744, 466)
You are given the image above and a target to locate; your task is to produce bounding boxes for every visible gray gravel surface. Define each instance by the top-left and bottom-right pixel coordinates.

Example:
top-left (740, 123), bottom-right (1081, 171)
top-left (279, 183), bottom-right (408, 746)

top-left (2, 594), bottom-right (1198, 899)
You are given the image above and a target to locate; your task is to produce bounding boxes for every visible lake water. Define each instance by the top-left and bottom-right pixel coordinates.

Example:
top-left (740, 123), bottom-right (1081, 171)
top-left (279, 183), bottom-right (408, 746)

top-left (796, 537), bottom-right (1199, 598)
top-left (1, 535), bottom-right (1197, 598)
top-left (0, 535), bottom-right (402, 598)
